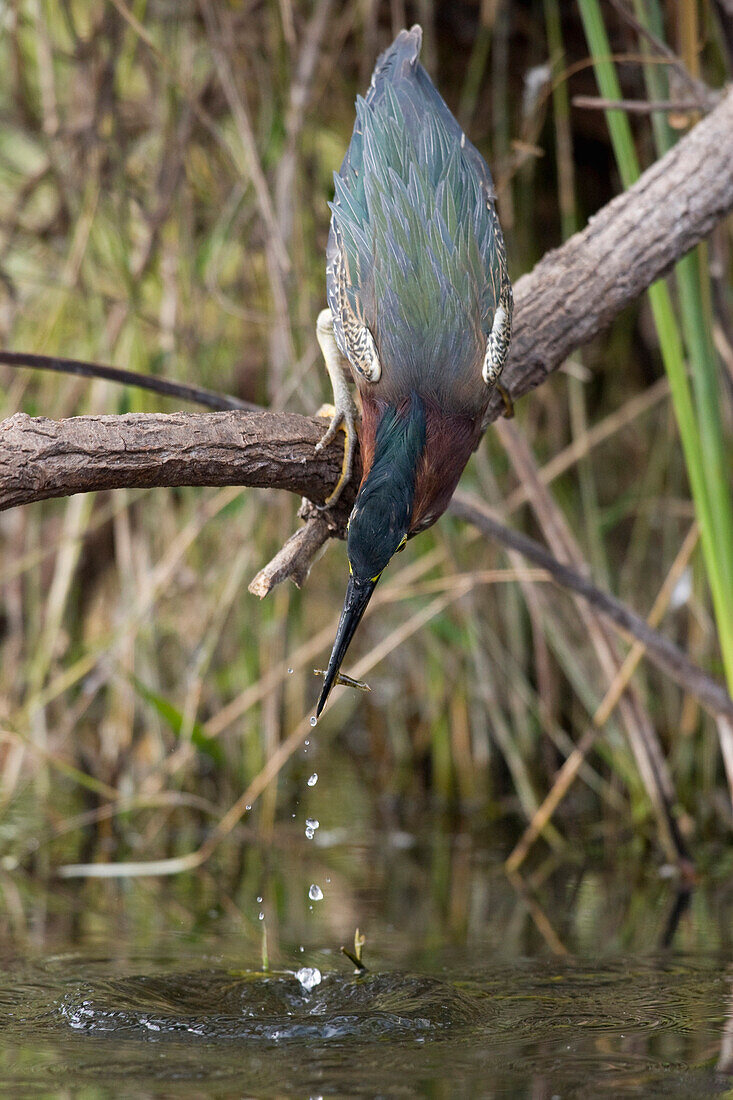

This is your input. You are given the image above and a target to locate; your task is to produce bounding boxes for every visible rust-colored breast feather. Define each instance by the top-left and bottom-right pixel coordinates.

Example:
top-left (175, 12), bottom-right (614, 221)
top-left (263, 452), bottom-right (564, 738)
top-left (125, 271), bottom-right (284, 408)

top-left (357, 395), bottom-right (385, 486)
top-left (357, 396), bottom-right (482, 535)
top-left (410, 402), bottom-right (482, 534)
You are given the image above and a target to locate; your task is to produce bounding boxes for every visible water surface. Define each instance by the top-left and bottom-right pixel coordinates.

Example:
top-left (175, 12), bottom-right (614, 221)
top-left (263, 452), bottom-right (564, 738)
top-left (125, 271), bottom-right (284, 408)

top-left (1, 824), bottom-right (733, 1097)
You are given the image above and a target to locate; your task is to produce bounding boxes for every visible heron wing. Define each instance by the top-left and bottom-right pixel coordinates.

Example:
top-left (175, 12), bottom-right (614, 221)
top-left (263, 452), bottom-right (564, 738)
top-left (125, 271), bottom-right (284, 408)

top-left (328, 25), bottom-right (511, 410)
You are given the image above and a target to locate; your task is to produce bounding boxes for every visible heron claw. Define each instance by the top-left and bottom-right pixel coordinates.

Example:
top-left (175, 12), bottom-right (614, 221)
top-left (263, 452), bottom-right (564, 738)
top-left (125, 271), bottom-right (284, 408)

top-left (315, 403), bottom-right (357, 507)
top-left (496, 382), bottom-right (514, 419)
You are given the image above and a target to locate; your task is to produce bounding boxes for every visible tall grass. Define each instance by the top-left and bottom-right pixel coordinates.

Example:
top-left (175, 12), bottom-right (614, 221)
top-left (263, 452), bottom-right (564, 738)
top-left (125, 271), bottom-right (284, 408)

top-left (577, 0), bottom-right (733, 692)
top-left (0, 2), bottom-right (731, 871)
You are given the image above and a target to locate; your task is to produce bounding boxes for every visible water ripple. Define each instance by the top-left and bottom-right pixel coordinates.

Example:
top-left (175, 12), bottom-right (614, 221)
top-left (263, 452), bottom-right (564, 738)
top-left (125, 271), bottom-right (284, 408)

top-left (55, 968), bottom-right (486, 1042)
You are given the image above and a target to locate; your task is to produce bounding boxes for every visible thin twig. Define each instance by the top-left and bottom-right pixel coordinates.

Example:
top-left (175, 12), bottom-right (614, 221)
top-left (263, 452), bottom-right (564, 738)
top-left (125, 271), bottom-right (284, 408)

top-left (449, 492), bottom-right (733, 722)
top-left (572, 95), bottom-right (711, 113)
top-left (0, 350), bottom-right (258, 412)
top-left (248, 515), bottom-right (331, 596)
top-left (505, 521), bottom-right (701, 873)
top-left (606, 0), bottom-right (712, 106)
top-left (58, 583), bottom-right (481, 877)
top-left (495, 415), bottom-right (686, 863)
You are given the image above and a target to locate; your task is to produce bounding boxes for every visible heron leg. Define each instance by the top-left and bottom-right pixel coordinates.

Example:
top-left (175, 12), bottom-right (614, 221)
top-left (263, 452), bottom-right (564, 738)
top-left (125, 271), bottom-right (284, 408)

top-left (315, 308), bottom-right (358, 506)
top-left (482, 291), bottom-right (513, 388)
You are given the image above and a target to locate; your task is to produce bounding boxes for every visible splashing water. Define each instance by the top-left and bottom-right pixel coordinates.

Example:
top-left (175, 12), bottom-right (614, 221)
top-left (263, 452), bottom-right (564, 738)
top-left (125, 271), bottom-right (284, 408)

top-left (295, 967), bottom-right (322, 994)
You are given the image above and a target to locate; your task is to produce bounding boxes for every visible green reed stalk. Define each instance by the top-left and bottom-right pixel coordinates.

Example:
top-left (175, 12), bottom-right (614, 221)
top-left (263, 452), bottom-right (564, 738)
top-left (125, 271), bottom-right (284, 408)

top-left (577, 0), bottom-right (733, 689)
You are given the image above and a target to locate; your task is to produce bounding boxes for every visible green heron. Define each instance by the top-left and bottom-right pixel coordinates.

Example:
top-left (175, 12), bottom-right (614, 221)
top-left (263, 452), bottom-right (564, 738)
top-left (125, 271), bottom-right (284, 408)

top-left (315, 25), bottom-right (513, 717)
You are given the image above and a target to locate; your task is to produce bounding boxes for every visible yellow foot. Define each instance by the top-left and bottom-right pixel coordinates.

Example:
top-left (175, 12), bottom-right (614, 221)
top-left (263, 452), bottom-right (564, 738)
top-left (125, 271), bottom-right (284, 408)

top-left (315, 402), bottom-right (357, 507)
top-left (497, 382), bottom-right (515, 419)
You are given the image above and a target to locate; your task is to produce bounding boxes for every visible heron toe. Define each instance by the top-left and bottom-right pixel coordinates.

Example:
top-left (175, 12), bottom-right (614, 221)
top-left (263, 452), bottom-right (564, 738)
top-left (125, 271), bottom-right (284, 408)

top-left (315, 402), bottom-right (357, 506)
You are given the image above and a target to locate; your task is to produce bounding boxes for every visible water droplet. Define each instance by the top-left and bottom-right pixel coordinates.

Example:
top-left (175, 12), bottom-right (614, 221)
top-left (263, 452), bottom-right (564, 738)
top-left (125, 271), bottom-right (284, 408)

top-left (306, 818), bottom-right (319, 830)
top-left (305, 827), bottom-right (315, 840)
top-left (245, 804), bottom-right (251, 811)
top-left (258, 911), bottom-right (264, 921)
top-left (671, 569), bottom-right (693, 610)
top-left (308, 883), bottom-right (323, 901)
top-left (256, 896), bottom-right (262, 903)
top-left (304, 739), bottom-right (309, 747)
top-left (295, 966), bottom-right (322, 993)
top-left (307, 772), bottom-right (318, 787)
top-left (288, 668), bottom-right (294, 674)
top-left (310, 716), bottom-right (318, 727)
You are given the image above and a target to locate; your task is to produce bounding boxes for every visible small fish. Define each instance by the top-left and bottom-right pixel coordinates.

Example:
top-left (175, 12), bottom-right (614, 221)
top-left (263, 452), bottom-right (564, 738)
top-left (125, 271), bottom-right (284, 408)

top-left (313, 669), bottom-right (371, 693)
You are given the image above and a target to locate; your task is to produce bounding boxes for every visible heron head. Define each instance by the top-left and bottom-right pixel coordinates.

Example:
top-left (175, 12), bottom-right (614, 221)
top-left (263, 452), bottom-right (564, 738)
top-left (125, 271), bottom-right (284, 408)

top-left (315, 396), bottom-right (425, 716)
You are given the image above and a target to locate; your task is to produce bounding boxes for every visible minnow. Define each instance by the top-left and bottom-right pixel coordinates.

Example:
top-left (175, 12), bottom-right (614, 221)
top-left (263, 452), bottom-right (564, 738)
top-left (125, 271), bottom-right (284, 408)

top-left (313, 669), bottom-right (371, 693)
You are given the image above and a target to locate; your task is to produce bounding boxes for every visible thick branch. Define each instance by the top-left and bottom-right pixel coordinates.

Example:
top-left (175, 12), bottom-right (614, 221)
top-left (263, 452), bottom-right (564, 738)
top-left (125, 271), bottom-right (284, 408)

top-left (2, 86), bottom-right (733, 509)
top-left (0, 410), bottom-right (355, 514)
top-left (483, 83), bottom-right (733, 422)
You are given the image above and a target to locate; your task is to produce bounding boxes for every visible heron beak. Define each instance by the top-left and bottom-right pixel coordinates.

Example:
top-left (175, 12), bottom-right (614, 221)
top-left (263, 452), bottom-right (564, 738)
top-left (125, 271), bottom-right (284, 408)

top-left (315, 575), bottom-right (378, 717)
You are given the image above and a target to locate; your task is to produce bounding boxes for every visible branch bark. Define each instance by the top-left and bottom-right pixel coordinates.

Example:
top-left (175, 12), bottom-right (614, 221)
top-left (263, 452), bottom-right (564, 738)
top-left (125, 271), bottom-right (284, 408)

top-left (3, 85), bottom-right (732, 511)
top-left (0, 409), bottom-right (354, 515)
top-left (487, 82), bottom-right (733, 421)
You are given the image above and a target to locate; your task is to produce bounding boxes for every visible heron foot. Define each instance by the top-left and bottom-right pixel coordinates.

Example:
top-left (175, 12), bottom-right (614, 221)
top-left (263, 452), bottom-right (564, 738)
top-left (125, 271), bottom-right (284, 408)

top-left (315, 400), bottom-right (358, 507)
top-left (497, 383), bottom-right (514, 419)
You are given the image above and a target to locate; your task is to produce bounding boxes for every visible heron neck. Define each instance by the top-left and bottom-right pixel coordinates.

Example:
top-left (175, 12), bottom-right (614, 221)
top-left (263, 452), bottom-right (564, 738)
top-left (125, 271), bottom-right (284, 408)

top-left (358, 393), bottom-right (426, 509)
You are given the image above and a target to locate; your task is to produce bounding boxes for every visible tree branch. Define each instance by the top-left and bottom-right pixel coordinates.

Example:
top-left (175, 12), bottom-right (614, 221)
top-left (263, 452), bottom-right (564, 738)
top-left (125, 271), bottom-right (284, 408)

top-left (0, 409), bottom-right (355, 516)
top-left (486, 82), bottom-right (733, 421)
top-left (2, 85), bottom-right (732, 512)
top-left (2, 88), bottom-right (732, 720)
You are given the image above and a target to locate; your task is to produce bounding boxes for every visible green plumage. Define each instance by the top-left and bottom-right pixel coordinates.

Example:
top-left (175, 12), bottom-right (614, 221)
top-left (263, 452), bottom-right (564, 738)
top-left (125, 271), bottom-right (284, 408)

top-left (347, 395), bottom-right (426, 581)
top-left (327, 26), bottom-right (509, 410)
top-left (316, 26), bottom-right (513, 717)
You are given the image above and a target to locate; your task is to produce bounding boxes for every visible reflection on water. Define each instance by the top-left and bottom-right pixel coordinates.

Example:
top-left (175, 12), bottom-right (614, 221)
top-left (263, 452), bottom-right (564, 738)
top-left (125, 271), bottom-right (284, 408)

top-left (2, 818), bottom-right (733, 1095)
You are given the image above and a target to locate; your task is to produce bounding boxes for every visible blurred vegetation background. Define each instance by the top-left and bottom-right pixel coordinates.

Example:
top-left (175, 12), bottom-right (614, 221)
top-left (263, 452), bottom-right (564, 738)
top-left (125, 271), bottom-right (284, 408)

top-left (0, 0), bottom-right (732, 877)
